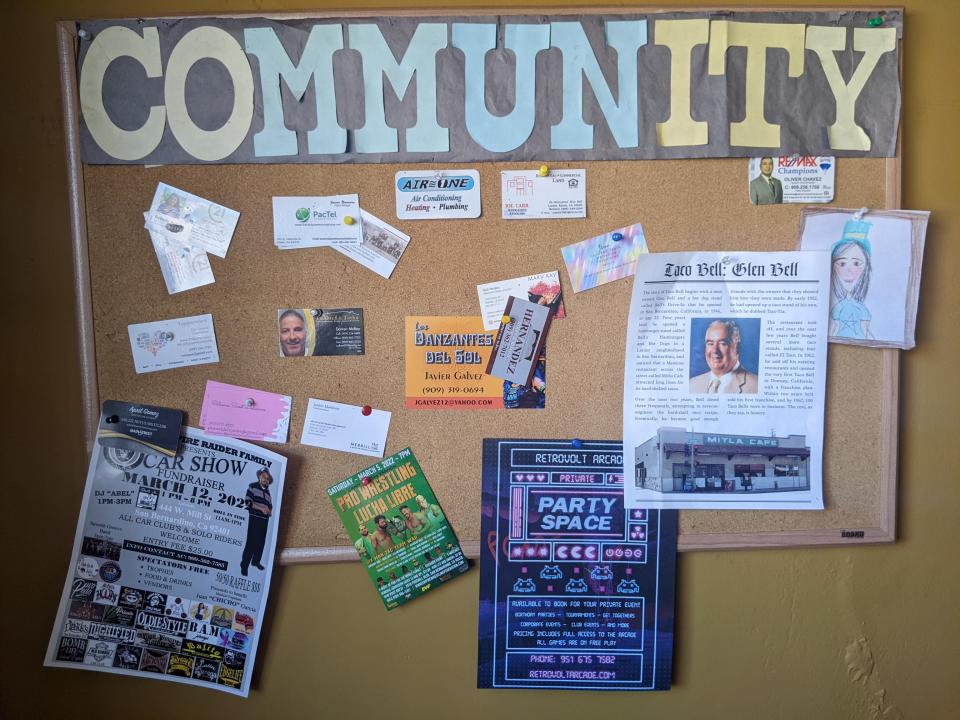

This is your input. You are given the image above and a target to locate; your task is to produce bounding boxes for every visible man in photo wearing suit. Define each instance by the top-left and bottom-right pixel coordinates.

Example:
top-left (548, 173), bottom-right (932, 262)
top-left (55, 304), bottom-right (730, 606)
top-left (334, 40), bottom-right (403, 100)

top-left (749, 156), bottom-right (783, 205)
top-left (690, 320), bottom-right (759, 394)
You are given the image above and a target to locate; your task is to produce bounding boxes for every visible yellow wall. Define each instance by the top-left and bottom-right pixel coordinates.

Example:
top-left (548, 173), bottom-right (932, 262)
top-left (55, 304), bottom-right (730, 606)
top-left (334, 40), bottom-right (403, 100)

top-left (5, 1), bottom-right (958, 717)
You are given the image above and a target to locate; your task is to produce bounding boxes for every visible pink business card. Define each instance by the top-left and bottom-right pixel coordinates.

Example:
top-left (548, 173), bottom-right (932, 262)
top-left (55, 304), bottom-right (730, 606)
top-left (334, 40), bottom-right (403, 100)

top-left (199, 381), bottom-right (291, 443)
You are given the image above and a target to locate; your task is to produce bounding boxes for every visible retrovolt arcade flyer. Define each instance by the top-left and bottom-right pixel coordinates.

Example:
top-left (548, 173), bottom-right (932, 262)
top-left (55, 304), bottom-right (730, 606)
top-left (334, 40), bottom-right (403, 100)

top-left (478, 439), bottom-right (677, 690)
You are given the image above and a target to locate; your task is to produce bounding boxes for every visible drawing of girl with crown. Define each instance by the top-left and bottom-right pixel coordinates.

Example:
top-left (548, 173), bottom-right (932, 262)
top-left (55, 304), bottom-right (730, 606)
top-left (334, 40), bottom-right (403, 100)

top-left (830, 220), bottom-right (874, 340)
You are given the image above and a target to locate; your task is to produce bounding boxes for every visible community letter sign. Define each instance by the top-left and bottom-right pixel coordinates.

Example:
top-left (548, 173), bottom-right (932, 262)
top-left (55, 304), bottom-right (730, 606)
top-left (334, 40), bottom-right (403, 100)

top-left (75, 11), bottom-right (901, 165)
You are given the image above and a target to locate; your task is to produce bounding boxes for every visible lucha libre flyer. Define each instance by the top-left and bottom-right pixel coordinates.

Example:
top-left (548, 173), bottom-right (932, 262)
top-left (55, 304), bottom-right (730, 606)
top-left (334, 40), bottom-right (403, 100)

top-left (45, 406), bottom-right (287, 697)
top-left (405, 316), bottom-right (504, 409)
top-left (478, 439), bottom-right (677, 691)
top-left (327, 447), bottom-right (470, 610)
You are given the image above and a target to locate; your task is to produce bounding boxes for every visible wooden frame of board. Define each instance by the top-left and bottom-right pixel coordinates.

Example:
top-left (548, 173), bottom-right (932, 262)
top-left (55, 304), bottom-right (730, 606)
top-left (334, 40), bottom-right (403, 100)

top-left (56, 7), bottom-right (901, 560)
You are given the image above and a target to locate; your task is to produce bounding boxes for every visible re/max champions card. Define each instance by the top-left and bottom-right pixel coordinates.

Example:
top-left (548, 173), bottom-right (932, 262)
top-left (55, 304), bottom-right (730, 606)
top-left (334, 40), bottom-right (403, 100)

top-left (478, 439), bottom-right (677, 691)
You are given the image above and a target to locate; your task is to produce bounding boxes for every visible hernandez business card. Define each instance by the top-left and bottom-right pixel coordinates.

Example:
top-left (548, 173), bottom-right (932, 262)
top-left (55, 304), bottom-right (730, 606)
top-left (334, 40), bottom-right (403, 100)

top-left (486, 297), bottom-right (553, 387)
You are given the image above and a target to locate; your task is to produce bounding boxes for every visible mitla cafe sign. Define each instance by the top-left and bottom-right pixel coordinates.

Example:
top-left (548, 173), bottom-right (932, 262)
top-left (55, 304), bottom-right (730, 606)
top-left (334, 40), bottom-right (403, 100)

top-left (75, 11), bottom-right (901, 165)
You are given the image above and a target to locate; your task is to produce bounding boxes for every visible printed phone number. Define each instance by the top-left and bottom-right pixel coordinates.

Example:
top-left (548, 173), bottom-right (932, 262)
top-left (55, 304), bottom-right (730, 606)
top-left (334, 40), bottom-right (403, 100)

top-left (420, 386), bottom-right (488, 394)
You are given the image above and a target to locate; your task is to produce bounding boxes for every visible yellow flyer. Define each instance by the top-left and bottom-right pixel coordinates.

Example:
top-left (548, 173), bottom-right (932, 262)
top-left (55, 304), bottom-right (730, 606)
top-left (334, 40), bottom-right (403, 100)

top-left (404, 317), bottom-right (505, 409)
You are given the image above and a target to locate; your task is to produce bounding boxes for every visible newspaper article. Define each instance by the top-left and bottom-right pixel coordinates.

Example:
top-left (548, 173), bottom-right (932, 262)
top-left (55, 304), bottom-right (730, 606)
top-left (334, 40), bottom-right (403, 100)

top-left (623, 252), bottom-right (830, 510)
top-left (45, 425), bottom-right (287, 696)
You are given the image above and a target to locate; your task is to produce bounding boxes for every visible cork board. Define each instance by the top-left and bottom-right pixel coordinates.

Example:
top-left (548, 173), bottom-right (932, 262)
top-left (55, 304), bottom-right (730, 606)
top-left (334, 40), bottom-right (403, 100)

top-left (59, 27), bottom-right (899, 561)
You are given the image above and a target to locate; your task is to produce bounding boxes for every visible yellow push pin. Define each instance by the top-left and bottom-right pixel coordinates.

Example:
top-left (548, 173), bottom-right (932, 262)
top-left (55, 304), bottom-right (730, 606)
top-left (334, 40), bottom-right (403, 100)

top-left (538, 164), bottom-right (549, 177)
top-left (501, 315), bottom-right (513, 325)
top-left (343, 215), bottom-right (355, 225)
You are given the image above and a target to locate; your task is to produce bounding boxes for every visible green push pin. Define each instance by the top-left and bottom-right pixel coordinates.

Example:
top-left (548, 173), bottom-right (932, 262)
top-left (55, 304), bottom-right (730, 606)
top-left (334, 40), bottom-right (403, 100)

top-left (867, 16), bottom-right (885, 27)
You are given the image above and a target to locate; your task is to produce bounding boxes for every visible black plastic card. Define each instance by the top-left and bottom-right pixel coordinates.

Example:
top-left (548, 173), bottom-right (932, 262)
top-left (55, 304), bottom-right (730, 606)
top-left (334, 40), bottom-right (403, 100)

top-left (97, 401), bottom-right (183, 457)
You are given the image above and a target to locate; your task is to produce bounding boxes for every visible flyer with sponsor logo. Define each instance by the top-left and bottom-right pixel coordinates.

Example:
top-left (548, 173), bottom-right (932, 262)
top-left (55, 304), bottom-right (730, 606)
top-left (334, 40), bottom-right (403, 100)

top-left (478, 439), bottom-right (677, 690)
top-left (45, 406), bottom-right (287, 697)
top-left (327, 448), bottom-right (470, 610)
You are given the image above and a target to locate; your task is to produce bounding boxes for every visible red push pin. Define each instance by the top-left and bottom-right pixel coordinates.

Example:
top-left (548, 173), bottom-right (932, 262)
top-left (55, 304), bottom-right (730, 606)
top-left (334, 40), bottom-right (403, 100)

top-left (361, 405), bottom-right (372, 416)
top-left (361, 477), bottom-right (371, 486)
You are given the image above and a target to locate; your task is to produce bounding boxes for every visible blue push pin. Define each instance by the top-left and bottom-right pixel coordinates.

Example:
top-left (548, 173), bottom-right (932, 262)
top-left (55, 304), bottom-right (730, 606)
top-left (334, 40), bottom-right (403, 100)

top-left (611, 232), bottom-right (624, 242)
top-left (572, 438), bottom-right (583, 449)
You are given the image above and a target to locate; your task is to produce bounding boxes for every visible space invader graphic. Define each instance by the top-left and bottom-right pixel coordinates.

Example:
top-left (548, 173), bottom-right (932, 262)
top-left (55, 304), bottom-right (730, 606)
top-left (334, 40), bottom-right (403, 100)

top-left (513, 578), bottom-right (537, 593)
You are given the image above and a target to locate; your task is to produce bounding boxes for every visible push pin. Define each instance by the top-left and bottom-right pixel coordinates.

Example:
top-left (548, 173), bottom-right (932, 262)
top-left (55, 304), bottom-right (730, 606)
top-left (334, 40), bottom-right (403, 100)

top-left (611, 232), bottom-right (624, 242)
top-left (571, 438), bottom-right (583, 449)
top-left (538, 164), bottom-right (549, 177)
top-left (78, 28), bottom-right (91, 40)
top-left (361, 405), bottom-right (372, 416)
top-left (106, 415), bottom-right (119, 424)
top-left (361, 477), bottom-right (371, 486)
top-left (343, 215), bottom-right (355, 225)
top-left (721, 255), bottom-right (733, 265)
top-left (244, 398), bottom-right (255, 408)
top-left (501, 314), bottom-right (513, 325)
top-left (852, 207), bottom-right (869, 221)
top-left (868, 16), bottom-right (885, 27)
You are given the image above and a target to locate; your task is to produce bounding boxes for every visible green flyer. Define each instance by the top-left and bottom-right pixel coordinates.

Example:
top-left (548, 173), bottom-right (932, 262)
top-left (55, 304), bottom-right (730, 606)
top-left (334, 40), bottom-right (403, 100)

top-left (327, 448), bottom-right (470, 609)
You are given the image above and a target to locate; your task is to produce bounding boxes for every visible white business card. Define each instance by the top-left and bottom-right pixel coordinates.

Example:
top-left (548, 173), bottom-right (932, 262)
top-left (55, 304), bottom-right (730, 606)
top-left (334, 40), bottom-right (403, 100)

top-left (144, 217), bottom-right (216, 295)
top-left (301, 399), bottom-right (391, 458)
top-left (145, 182), bottom-right (240, 258)
top-left (395, 170), bottom-right (481, 220)
top-left (273, 195), bottom-right (363, 248)
top-left (128, 314), bottom-right (220, 374)
top-left (477, 270), bottom-right (566, 331)
top-left (334, 210), bottom-right (411, 279)
top-left (501, 169), bottom-right (586, 219)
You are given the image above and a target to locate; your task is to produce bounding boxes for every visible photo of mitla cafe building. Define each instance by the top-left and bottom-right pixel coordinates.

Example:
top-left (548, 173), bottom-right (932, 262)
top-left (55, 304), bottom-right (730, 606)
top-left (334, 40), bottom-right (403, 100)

top-left (634, 427), bottom-right (811, 493)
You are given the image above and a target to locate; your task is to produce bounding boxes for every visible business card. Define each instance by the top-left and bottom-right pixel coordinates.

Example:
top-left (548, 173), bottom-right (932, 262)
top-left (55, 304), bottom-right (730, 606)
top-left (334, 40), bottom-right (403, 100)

top-left (277, 308), bottom-right (364, 357)
top-left (200, 381), bottom-right (291, 443)
top-left (334, 210), bottom-right (411, 279)
top-left (301, 399), bottom-right (391, 458)
top-left (144, 214), bottom-right (215, 295)
top-left (128, 314), bottom-right (219, 373)
top-left (561, 222), bottom-right (649, 293)
top-left (97, 400), bottom-right (183, 456)
top-left (501, 169), bottom-right (586, 219)
top-left (747, 156), bottom-right (835, 205)
top-left (477, 270), bottom-right (566, 331)
top-left (273, 195), bottom-right (362, 248)
top-left (395, 170), bottom-right (481, 220)
top-left (486, 297), bottom-right (553, 386)
top-left (145, 182), bottom-right (240, 258)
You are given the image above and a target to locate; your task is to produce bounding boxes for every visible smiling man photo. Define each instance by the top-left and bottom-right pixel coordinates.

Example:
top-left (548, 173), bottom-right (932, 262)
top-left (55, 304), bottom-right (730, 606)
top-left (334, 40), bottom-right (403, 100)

top-left (689, 320), bottom-right (759, 394)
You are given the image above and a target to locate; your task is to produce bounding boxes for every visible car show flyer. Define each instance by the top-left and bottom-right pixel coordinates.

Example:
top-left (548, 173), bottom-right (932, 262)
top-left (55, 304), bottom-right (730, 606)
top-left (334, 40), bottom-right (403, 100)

top-left (404, 316), bottom-right (504, 409)
top-left (478, 439), bottom-right (677, 691)
top-left (45, 411), bottom-right (287, 697)
top-left (327, 448), bottom-right (470, 609)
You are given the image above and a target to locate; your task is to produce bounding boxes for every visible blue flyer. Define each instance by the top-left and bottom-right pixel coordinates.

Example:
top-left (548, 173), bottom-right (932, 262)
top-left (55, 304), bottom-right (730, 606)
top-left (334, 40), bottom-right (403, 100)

top-left (478, 439), bottom-right (677, 690)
